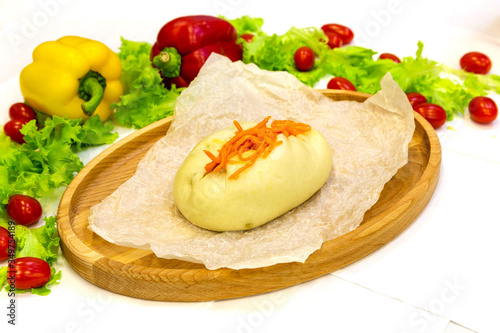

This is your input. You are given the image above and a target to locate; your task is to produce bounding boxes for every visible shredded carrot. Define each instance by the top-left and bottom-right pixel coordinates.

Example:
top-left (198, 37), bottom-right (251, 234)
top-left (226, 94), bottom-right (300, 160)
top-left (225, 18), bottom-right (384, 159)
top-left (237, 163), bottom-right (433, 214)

top-left (204, 117), bottom-right (311, 180)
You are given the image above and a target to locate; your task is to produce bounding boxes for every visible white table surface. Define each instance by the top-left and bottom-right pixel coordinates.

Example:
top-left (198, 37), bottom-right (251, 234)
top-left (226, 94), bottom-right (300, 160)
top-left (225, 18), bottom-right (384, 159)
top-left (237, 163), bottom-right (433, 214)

top-left (1, 0), bottom-right (499, 332)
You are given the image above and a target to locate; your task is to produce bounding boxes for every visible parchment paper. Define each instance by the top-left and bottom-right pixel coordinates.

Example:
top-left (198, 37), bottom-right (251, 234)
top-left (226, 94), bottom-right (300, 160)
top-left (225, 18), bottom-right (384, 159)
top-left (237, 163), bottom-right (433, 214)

top-left (88, 54), bottom-right (415, 270)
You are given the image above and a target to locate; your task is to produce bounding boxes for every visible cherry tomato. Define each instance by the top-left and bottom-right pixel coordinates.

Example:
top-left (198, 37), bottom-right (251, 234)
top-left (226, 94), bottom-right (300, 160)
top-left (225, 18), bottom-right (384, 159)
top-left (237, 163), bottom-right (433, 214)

top-left (0, 226), bottom-right (14, 261)
top-left (327, 77), bottom-right (357, 91)
top-left (12, 257), bottom-right (51, 290)
top-left (9, 103), bottom-right (37, 122)
top-left (240, 33), bottom-right (254, 43)
top-left (321, 24), bottom-right (354, 44)
top-left (460, 52), bottom-right (492, 74)
top-left (294, 46), bottom-right (315, 71)
top-left (413, 103), bottom-right (447, 129)
top-left (6, 194), bottom-right (43, 226)
top-left (324, 31), bottom-right (343, 49)
top-left (3, 119), bottom-right (30, 144)
top-left (378, 53), bottom-right (401, 63)
top-left (406, 92), bottom-right (427, 107)
top-left (468, 96), bottom-right (498, 124)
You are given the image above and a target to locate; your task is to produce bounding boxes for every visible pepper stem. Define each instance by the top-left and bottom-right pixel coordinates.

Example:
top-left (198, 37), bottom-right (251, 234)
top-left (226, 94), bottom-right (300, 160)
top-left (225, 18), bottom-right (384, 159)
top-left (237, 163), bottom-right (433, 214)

top-left (81, 77), bottom-right (104, 116)
top-left (152, 47), bottom-right (182, 78)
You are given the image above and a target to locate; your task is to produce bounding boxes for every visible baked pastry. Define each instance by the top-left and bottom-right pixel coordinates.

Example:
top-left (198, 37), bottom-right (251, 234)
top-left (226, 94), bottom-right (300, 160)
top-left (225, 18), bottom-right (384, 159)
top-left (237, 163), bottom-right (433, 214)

top-left (173, 116), bottom-right (333, 231)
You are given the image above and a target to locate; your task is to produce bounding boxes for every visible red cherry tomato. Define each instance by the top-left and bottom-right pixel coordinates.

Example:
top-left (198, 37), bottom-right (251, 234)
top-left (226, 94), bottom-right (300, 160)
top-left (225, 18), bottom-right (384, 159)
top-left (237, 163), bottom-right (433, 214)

top-left (0, 226), bottom-right (14, 261)
top-left (3, 119), bottom-right (29, 144)
top-left (240, 33), bottom-right (254, 43)
top-left (413, 103), bottom-right (447, 129)
top-left (324, 31), bottom-right (343, 49)
top-left (9, 103), bottom-right (37, 122)
top-left (406, 92), bottom-right (427, 107)
top-left (460, 52), bottom-right (492, 74)
top-left (294, 46), bottom-right (315, 71)
top-left (327, 77), bottom-right (357, 91)
top-left (12, 257), bottom-right (51, 290)
top-left (6, 194), bottom-right (43, 226)
top-left (468, 96), bottom-right (498, 124)
top-left (321, 24), bottom-right (354, 44)
top-left (378, 53), bottom-right (401, 63)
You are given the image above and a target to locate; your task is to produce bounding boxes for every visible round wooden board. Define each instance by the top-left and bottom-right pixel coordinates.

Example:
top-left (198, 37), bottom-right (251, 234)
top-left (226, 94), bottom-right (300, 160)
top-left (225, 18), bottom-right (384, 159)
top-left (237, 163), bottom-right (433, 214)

top-left (57, 90), bottom-right (441, 302)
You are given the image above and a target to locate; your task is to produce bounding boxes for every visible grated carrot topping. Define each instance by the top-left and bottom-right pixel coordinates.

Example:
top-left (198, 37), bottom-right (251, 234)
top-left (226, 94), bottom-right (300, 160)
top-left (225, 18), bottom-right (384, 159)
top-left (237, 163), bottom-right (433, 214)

top-left (204, 116), bottom-right (311, 180)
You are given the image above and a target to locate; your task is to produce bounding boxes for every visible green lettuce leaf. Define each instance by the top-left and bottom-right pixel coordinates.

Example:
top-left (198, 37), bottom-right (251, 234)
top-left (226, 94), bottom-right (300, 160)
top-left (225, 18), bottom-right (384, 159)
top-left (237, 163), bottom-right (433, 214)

top-left (389, 42), bottom-right (498, 119)
top-left (21, 115), bottom-right (118, 152)
top-left (223, 15), bottom-right (265, 37)
top-left (113, 38), bottom-right (182, 129)
top-left (0, 115), bottom-right (117, 215)
top-left (325, 45), bottom-right (397, 93)
top-left (81, 115), bottom-right (119, 147)
top-left (13, 216), bottom-right (60, 264)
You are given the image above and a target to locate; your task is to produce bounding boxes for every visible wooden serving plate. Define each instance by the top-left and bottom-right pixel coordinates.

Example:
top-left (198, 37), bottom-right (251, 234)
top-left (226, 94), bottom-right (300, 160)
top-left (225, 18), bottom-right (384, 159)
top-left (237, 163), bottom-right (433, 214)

top-left (57, 90), bottom-right (441, 302)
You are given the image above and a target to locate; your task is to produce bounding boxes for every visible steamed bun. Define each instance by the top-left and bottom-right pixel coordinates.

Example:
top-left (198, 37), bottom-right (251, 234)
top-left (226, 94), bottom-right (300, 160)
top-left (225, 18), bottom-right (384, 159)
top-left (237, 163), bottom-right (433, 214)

top-left (173, 119), bottom-right (333, 231)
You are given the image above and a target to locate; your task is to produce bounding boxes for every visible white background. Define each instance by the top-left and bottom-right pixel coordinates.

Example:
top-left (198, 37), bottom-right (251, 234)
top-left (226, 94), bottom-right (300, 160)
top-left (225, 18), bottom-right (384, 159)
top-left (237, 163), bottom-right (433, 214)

top-left (1, 0), bottom-right (499, 332)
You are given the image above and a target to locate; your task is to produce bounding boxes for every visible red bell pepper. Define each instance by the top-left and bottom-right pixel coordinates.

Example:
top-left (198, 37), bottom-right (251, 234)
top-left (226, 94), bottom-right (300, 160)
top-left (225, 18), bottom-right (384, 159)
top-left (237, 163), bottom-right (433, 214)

top-left (150, 15), bottom-right (243, 88)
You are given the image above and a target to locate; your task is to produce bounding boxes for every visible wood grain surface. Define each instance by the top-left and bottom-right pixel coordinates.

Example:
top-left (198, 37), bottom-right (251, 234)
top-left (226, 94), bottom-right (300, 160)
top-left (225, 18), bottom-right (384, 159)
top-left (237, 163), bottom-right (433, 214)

top-left (57, 90), bottom-right (441, 302)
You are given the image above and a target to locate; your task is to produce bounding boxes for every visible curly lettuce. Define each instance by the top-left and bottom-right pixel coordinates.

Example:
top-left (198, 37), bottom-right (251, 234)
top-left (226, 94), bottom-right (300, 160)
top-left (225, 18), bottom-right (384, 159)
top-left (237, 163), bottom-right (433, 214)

top-left (226, 16), bottom-right (500, 120)
top-left (238, 25), bottom-right (334, 87)
top-left (0, 216), bottom-right (61, 296)
top-left (112, 38), bottom-right (182, 129)
top-left (0, 116), bottom-right (117, 215)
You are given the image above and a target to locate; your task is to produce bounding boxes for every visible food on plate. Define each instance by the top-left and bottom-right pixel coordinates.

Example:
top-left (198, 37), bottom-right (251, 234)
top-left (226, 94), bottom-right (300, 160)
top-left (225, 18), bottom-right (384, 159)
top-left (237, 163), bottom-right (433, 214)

top-left (88, 55), bottom-right (415, 270)
top-left (173, 116), bottom-right (333, 231)
top-left (19, 36), bottom-right (123, 121)
top-left (150, 15), bottom-right (243, 87)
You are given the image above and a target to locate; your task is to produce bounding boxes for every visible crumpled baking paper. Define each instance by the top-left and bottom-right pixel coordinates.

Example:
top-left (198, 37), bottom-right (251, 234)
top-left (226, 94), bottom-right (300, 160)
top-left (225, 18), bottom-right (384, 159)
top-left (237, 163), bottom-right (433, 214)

top-left (88, 53), bottom-right (415, 270)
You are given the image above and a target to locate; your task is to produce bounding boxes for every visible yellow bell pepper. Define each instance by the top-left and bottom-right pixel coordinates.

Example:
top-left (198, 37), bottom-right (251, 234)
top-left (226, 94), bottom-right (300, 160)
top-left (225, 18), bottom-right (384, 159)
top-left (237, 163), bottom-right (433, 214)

top-left (19, 36), bottom-right (123, 121)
